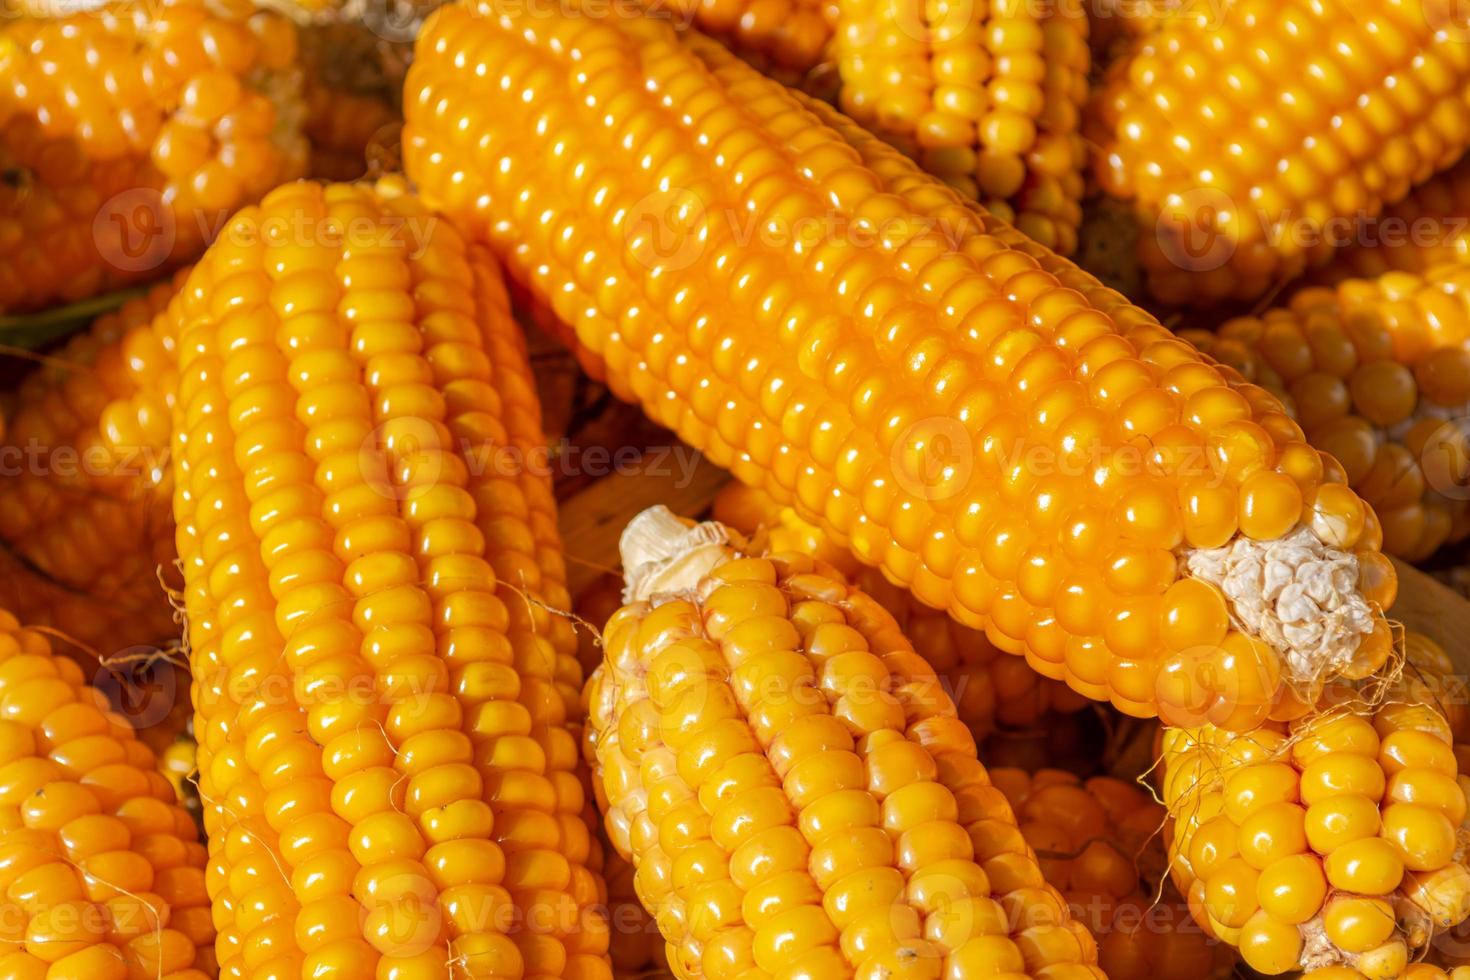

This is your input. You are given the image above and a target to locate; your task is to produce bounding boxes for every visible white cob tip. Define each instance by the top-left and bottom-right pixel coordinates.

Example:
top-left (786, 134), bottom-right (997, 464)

top-left (619, 505), bottom-right (733, 603)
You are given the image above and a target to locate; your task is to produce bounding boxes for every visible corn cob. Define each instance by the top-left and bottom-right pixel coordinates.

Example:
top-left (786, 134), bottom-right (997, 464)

top-left (1182, 263), bottom-right (1470, 562)
top-left (1161, 630), bottom-right (1470, 976)
top-left (0, 605), bottom-right (213, 979)
top-left (832, 0), bottom-right (1090, 254)
top-left (0, 0), bottom-right (310, 314)
top-left (990, 767), bottom-right (1233, 980)
top-left (712, 481), bottom-right (1088, 734)
top-left (0, 275), bottom-right (189, 653)
top-left (586, 505), bottom-right (1104, 980)
top-left (171, 178), bottom-right (609, 980)
top-left (1316, 158), bottom-right (1470, 284)
top-left (405, 0), bottom-right (1396, 729)
top-left (1087, 0), bottom-right (1470, 306)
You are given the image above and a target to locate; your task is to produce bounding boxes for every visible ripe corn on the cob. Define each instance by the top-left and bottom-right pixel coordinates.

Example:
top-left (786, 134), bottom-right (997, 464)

top-left (587, 505), bottom-right (1105, 980)
top-left (991, 767), bottom-right (1232, 980)
top-left (1087, 0), bottom-right (1470, 306)
top-left (832, 0), bottom-right (1090, 253)
top-left (1162, 631), bottom-right (1470, 976)
top-left (712, 481), bottom-right (1088, 734)
top-left (0, 0), bottom-right (309, 314)
top-left (0, 605), bottom-right (213, 979)
top-left (0, 276), bottom-right (186, 650)
top-left (405, 0), bottom-right (1395, 729)
top-left (1182, 263), bottom-right (1470, 562)
top-left (171, 178), bottom-right (610, 980)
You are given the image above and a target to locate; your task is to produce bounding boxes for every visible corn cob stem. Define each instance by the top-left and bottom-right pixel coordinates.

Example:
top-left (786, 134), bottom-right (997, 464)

top-left (588, 505), bottom-right (1104, 980)
top-left (405, 0), bottom-right (1395, 730)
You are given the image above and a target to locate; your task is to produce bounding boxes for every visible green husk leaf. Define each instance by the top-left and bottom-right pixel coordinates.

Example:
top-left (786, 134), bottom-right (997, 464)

top-left (0, 287), bottom-right (145, 351)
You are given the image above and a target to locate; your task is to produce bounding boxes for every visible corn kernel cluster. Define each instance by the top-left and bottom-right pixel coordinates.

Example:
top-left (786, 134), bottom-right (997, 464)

top-left (0, 607), bottom-right (212, 980)
top-left (1185, 264), bottom-right (1470, 562)
top-left (991, 767), bottom-right (1231, 980)
top-left (1163, 638), bottom-right (1470, 977)
top-left (1088, 0), bottom-right (1470, 305)
top-left (0, 275), bottom-right (185, 648)
top-left (0, 0), bottom-right (309, 313)
top-left (712, 481), bottom-right (1089, 736)
top-left (833, 0), bottom-right (1090, 253)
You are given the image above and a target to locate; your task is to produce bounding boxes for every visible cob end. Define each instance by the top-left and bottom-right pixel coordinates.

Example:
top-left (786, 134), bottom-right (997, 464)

top-left (619, 505), bottom-right (732, 602)
top-left (1184, 526), bottom-right (1377, 687)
